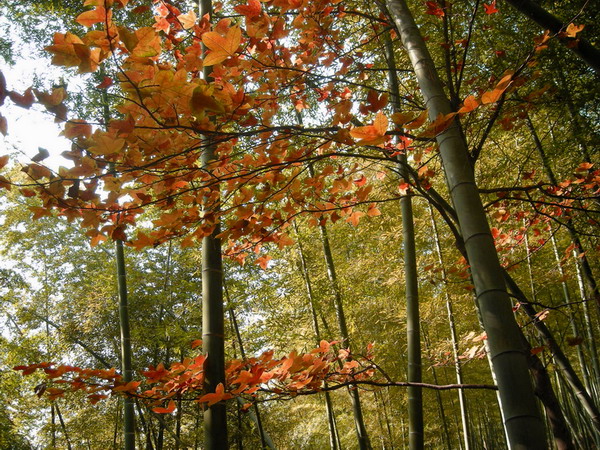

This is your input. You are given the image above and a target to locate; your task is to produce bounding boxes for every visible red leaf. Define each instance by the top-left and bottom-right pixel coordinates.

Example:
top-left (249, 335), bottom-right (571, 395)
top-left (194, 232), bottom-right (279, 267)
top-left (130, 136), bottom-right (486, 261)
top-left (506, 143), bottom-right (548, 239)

top-left (425, 1), bottom-right (445, 17)
top-left (484, 0), bottom-right (499, 14)
top-left (234, 0), bottom-right (262, 18)
top-left (9, 88), bottom-right (35, 109)
top-left (198, 383), bottom-right (232, 407)
top-left (96, 76), bottom-right (113, 89)
top-left (153, 399), bottom-right (176, 414)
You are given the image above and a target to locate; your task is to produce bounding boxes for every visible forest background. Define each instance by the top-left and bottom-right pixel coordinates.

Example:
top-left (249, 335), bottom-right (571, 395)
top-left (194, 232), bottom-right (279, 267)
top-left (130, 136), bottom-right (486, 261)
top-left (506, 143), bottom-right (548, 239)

top-left (0, 0), bottom-right (598, 448)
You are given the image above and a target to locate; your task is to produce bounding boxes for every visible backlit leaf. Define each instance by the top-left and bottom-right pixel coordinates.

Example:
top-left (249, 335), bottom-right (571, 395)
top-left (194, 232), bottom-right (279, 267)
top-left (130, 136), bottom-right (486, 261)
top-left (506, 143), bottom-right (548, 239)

top-left (153, 399), bottom-right (176, 414)
top-left (201, 26), bottom-right (242, 66)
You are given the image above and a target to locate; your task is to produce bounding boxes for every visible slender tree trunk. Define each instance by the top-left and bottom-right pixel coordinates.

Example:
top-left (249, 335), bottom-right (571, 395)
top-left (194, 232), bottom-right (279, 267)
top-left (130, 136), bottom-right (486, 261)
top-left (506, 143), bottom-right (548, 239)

top-left (198, 0), bottom-right (227, 447)
top-left (384, 0), bottom-right (546, 446)
top-left (100, 71), bottom-right (135, 450)
top-left (116, 240), bottom-right (136, 450)
top-left (317, 220), bottom-right (371, 449)
top-left (574, 254), bottom-right (600, 400)
top-left (503, 274), bottom-right (600, 431)
top-left (421, 324), bottom-right (451, 449)
top-left (502, 0), bottom-right (600, 74)
top-left (429, 204), bottom-right (470, 449)
top-left (551, 235), bottom-right (592, 394)
top-left (526, 114), bottom-right (600, 315)
top-left (383, 36), bottom-right (423, 449)
top-left (228, 307), bottom-right (275, 449)
top-left (294, 222), bottom-right (340, 450)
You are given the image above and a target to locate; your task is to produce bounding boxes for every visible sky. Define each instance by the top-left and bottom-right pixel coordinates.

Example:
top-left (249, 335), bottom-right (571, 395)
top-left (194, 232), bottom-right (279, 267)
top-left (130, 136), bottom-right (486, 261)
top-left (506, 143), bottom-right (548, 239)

top-left (0, 37), bottom-right (74, 170)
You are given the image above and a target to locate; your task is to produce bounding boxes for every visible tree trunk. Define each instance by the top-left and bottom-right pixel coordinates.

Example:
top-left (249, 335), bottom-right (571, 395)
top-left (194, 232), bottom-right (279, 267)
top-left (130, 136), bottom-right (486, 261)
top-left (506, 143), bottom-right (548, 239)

top-left (384, 36), bottom-right (423, 449)
top-left (384, 0), bottom-right (546, 446)
top-left (116, 240), bottom-right (136, 450)
top-left (526, 113), bottom-right (600, 316)
top-left (317, 220), bottom-right (371, 449)
top-left (295, 223), bottom-right (340, 450)
top-left (429, 204), bottom-right (470, 449)
top-left (197, 0), bottom-right (228, 448)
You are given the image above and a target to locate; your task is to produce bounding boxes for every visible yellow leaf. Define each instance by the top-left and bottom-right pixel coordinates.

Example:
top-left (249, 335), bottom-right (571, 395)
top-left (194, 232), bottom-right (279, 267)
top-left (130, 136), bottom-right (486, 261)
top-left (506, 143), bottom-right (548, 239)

top-left (566, 23), bottom-right (584, 38)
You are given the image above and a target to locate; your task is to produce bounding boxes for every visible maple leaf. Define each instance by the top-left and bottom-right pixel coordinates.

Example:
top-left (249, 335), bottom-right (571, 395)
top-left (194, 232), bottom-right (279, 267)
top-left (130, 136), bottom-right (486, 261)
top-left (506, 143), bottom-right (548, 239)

top-left (201, 26), bottom-right (242, 66)
top-left (256, 255), bottom-right (272, 270)
top-left (153, 399), bottom-right (176, 414)
top-left (87, 131), bottom-right (126, 156)
top-left (96, 76), bottom-right (113, 89)
top-left (190, 85), bottom-right (226, 115)
top-left (483, 0), bottom-right (498, 15)
top-left (76, 6), bottom-right (111, 28)
top-left (565, 23), bottom-right (584, 38)
top-left (392, 110), bottom-right (428, 130)
top-left (234, 0), bottom-right (262, 18)
top-left (8, 88), bottom-right (35, 109)
top-left (458, 95), bottom-right (479, 114)
top-left (178, 10), bottom-right (198, 30)
top-left (425, 1), bottom-right (444, 17)
top-left (198, 383), bottom-right (232, 406)
top-left (350, 111), bottom-right (388, 145)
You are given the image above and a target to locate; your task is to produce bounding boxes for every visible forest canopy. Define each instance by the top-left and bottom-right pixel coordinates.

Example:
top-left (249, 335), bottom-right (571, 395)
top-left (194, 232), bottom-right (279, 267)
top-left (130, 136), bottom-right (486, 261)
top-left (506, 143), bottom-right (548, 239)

top-left (0, 0), bottom-right (598, 448)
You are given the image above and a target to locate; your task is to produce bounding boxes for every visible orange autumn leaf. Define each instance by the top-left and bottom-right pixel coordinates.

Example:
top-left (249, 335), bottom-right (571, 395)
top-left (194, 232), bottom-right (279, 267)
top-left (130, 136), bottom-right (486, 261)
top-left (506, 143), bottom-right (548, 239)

top-left (234, 0), bottom-right (262, 18)
top-left (256, 255), bottom-right (272, 270)
top-left (201, 26), bottom-right (242, 66)
top-left (400, 109), bottom-right (429, 130)
top-left (483, 0), bottom-right (498, 15)
top-left (418, 112), bottom-right (456, 138)
top-left (178, 10), bottom-right (198, 30)
top-left (87, 132), bottom-right (125, 156)
top-left (458, 95), bottom-right (479, 114)
top-left (350, 111), bottom-right (388, 144)
top-left (76, 7), bottom-right (111, 28)
top-left (565, 23), bottom-right (584, 38)
top-left (8, 88), bottom-right (35, 109)
top-left (481, 88), bottom-right (503, 104)
top-left (152, 399), bottom-right (176, 414)
top-left (190, 86), bottom-right (226, 115)
top-left (0, 155), bottom-right (9, 170)
top-left (63, 120), bottom-right (92, 139)
top-left (197, 383), bottom-right (232, 406)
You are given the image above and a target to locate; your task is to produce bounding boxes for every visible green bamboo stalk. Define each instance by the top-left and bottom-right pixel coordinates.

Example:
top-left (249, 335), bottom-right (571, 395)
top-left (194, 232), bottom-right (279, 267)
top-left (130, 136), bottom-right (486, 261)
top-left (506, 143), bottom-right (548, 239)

top-left (550, 235), bottom-right (591, 394)
top-left (294, 222), bottom-right (341, 450)
top-left (197, 0), bottom-right (227, 447)
top-left (429, 204), bottom-right (470, 449)
top-left (383, 0), bottom-right (545, 446)
top-left (228, 306), bottom-right (275, 449)
top-left (526, 114), bottom-right (600, 315)
top-left (383, 35), bottom-right (423, 449)
top-left (116, 241), bottom-right (135, 450)
top-left (573, 254), bottom-right (600, 401)
top-left (317, 222), bottom-right (371, 449)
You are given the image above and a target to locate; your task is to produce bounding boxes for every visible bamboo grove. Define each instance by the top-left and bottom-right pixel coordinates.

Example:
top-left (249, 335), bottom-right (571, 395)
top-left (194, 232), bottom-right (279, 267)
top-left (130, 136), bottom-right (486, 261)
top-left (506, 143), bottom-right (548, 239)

top-left (0, 0), bottom-right (599, 448)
